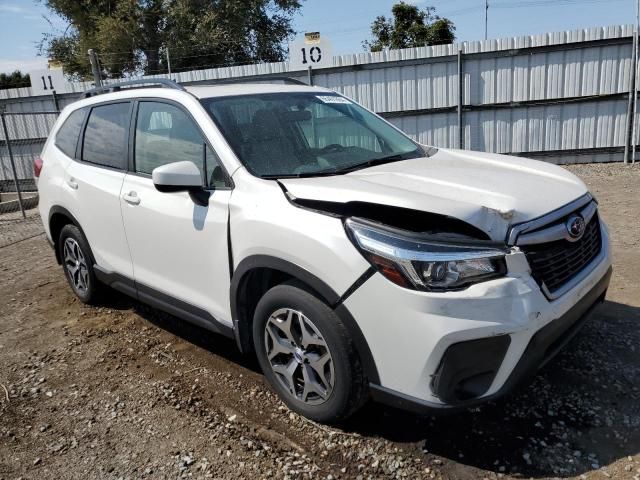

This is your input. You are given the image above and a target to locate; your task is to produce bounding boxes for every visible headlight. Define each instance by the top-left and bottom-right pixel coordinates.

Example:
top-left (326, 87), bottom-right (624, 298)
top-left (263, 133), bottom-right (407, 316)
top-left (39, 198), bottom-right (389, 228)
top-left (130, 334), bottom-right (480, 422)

top-left (345, 218), bottom-right (507, 291)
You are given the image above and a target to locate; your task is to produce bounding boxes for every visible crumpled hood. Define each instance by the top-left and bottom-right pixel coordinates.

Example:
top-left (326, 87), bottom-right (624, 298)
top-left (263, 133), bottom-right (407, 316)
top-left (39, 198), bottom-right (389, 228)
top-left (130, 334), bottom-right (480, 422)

top-left (279, 148), bottom-right (588, 242)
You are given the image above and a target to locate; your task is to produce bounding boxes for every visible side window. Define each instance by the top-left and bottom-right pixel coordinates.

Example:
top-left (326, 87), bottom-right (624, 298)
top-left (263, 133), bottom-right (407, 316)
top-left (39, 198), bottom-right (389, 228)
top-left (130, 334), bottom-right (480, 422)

top-left (82, 103), bottom-right (130, 169)
top-left (135, 101), bottom-right (227, 187)
top-left (54, 108), bottom-right (85, 158)
top-left (205, 145), bottom-right (228, 188)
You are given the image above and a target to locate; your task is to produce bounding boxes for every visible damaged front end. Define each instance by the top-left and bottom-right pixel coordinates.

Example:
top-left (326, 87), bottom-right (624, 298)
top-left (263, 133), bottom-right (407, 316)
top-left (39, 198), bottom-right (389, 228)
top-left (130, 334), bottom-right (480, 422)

top-left (280, 185), bottom-right (522, 293)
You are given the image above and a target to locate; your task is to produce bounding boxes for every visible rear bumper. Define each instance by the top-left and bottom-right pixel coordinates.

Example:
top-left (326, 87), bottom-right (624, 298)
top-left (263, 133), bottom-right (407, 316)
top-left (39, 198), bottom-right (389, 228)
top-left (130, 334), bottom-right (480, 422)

top-left (369, 266), bottom-right (612, 414)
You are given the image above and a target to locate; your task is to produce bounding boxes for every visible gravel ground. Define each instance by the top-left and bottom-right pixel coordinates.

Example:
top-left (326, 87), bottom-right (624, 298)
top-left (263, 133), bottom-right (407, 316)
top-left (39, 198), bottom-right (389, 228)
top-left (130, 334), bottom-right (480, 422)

top-left (1, 162), bottom-right (639, 480)
top-left (0, 207), bottom-right (43, 248)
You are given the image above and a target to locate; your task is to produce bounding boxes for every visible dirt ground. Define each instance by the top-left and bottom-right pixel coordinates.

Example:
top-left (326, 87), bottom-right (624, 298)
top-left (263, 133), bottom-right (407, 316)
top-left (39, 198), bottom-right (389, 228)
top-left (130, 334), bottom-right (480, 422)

top-left (1, 162), bottom-right (639, 480)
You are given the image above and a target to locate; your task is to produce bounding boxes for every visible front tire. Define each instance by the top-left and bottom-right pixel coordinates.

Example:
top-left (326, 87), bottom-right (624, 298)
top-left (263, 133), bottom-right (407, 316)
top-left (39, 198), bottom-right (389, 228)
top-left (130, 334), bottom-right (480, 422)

top-left (252, 282), bottom-right (367, 423)
top-left (58, 224), bottom-right (102, 305)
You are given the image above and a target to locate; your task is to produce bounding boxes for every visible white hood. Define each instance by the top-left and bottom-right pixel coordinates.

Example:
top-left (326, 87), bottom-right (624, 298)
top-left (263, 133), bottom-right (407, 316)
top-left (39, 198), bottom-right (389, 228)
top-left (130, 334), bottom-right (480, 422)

top-left (279, 148), bottom-right (588, 242)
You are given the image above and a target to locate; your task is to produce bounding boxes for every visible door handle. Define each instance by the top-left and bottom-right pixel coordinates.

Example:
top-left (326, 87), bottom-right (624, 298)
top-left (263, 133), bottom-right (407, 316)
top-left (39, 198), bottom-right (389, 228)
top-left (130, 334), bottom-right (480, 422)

top-left (123, 191), bottom-right (141, 205)
top-left (66, 178), bottom-right (78, 190)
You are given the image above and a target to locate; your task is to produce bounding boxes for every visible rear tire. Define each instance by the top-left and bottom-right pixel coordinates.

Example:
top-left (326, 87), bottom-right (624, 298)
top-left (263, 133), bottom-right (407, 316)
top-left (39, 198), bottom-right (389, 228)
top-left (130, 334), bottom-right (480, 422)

top-left (252, 282), bottom-right (367, 424)
top-left (58, 224), bottom-right (102, 305)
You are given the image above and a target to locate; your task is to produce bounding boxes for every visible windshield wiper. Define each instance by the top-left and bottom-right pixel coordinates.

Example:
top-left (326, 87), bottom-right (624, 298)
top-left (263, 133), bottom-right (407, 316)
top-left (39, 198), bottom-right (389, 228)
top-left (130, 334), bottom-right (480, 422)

top-left (329, 152), bottom-right (417, 175)
top-left (260, 170), bottom-right (342, 179)
top-left (260, 150), bottom-right (423, 179)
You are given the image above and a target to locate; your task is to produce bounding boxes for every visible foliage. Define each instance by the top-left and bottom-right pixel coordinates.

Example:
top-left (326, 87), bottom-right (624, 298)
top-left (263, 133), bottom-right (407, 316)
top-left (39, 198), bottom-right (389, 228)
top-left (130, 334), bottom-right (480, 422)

top-left (38, 0), bottom-right (302, 79)
top-left (0, 71), bottom-right (31, 90)
top-left (363, 2), bottom-right (455, 52)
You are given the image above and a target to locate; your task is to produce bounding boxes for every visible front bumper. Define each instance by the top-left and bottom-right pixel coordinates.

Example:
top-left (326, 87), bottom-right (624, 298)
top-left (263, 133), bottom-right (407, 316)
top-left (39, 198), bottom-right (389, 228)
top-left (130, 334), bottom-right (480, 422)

top-left (369, 266), bottom-right (611, 414)
top-left (342, 221), bottom-right (612, 411)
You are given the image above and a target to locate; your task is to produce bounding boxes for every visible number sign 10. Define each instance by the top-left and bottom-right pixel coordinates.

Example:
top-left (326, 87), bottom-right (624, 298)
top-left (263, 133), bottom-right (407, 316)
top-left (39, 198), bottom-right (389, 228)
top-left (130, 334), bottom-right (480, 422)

top-left (300, 46), bottom-right (322, 65)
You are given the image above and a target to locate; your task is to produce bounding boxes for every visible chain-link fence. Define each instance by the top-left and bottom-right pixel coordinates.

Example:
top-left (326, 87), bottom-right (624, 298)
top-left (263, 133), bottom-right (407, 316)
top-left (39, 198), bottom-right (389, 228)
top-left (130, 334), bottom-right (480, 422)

top-left (0, 111), bottom-right (59, 248)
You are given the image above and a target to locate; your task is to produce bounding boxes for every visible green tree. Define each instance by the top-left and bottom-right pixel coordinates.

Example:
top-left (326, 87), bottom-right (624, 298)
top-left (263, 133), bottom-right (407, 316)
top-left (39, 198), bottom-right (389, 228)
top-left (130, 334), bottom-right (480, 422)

top-left (363, 2), bottom-right (455, 52)
top-left (0, 71), bottom-right (31, 90)
top-left (38, 0), bottom-right (302, 79)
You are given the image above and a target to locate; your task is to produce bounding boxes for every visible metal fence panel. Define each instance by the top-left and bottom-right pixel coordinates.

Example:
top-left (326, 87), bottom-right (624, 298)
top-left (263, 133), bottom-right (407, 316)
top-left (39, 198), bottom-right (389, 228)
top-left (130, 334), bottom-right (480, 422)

top-left (0, 111), bottom-right (59, 247)
top-left (385, 97), bottom-right (630, 156)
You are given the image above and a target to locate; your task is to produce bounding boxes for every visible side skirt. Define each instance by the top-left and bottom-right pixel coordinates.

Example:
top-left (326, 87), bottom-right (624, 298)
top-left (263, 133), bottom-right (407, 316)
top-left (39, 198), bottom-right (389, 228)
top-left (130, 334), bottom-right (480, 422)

top-left (94, 266), bottom-right (234, 340)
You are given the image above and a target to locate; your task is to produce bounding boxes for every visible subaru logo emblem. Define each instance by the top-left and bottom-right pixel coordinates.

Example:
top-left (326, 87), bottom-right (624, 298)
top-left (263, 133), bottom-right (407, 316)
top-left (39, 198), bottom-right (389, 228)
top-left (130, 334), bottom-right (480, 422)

top-left (566, 215), bottom-right (586, 240)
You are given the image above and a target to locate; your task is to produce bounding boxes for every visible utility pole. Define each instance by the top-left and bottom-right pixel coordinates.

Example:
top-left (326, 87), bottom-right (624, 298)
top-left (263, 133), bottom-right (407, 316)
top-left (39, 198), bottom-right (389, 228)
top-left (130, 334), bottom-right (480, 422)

top-left (87, 49), bottom-right (102, 87)
top-left (166, 47), bottom-right (172, 77)
top-left (484, 0), bottom-right (489, 40)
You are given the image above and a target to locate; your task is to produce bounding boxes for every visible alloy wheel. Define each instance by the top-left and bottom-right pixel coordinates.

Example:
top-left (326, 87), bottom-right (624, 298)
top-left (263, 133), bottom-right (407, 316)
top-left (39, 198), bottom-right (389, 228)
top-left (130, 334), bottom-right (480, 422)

top-left (264, 308), bottom-right (335, 405)
top-left (63, 237), bottom-right (89, 294)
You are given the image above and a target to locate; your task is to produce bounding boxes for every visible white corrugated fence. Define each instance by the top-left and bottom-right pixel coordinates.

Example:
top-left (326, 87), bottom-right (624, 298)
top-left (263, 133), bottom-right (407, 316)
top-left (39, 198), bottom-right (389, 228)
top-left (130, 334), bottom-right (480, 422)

top-left (1, 24), bottom-right (638, 182)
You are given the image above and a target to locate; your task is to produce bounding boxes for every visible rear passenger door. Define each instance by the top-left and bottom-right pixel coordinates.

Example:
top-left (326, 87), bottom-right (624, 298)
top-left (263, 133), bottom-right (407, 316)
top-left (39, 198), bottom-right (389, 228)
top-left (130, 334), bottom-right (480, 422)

top-left (120, 100), bottom-right (233, 326)
top-left (63, 102), bottom-right (134, 279)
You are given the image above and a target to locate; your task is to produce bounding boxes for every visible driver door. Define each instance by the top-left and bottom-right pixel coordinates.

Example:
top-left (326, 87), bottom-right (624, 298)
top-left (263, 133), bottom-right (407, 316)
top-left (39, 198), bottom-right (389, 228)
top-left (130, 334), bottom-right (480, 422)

top-left (120, 100), bottom-right (233, 327)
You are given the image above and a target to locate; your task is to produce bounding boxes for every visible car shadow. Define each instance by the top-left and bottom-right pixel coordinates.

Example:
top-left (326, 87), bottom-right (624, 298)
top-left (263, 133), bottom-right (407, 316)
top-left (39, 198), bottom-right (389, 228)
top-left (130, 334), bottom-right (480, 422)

top-left (97, 292), bottom-right (640, 478)
top-left (96, 290), bottom-right (261, 374)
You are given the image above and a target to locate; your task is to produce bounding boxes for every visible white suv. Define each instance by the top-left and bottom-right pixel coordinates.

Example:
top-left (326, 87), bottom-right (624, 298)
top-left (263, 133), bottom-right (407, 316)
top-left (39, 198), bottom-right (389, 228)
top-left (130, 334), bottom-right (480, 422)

top-left (37, 78), bottom-right (612, 423)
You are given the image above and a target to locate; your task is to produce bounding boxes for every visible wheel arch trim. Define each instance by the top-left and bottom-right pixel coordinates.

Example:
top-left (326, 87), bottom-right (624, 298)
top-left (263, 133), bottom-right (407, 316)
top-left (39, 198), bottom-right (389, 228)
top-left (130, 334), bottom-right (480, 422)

top-left (230, 254), bottom-right (380, 384)
top-left (48, 205), bottom-right (87, 264)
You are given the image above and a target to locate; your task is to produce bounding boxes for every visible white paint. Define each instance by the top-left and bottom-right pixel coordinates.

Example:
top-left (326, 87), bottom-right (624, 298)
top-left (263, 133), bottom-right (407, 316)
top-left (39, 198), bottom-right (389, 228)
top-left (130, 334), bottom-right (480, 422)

top-left (152, 160), bottom-right (202, 187)
top-left (280, 147), bottom-right (588, 242)
top-left (120, 174), bottom-right (233, 325)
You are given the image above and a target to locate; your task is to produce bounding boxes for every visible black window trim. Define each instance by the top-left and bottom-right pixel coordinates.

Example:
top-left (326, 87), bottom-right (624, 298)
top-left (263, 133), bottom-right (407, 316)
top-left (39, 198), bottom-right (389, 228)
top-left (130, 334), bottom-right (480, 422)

top-left (77, 99), bottom-right (134, 173)
top-left (129, 97), bottom-right (234, 191)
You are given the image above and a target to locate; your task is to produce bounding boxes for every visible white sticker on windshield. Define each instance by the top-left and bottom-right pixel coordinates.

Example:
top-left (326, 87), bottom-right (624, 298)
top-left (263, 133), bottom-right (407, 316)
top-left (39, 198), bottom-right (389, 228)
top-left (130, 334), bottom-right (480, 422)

top-left (316, 95), bottom-right (351, 104)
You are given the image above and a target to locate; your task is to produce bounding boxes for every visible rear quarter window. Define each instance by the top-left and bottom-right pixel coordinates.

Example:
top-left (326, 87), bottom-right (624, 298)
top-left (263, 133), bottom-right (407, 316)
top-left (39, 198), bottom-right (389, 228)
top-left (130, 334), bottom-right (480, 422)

top-left (54, 108), bottom-right (85, 158)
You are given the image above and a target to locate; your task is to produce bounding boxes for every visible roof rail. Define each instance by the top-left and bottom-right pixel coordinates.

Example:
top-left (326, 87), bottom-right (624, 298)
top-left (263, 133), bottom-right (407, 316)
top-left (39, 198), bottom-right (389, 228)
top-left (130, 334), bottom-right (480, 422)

top-left (83, 78), bottom-right (186, 98)
top-left (192, 76), bottom-right (309, 87)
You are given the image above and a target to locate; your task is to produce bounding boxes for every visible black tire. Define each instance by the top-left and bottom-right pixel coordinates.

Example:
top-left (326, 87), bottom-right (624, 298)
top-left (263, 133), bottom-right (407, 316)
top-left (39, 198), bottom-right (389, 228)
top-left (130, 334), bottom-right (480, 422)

top-left (58, 224), bottom-right (102, 305)
top-left (252, 281), bottom-right (367, 423)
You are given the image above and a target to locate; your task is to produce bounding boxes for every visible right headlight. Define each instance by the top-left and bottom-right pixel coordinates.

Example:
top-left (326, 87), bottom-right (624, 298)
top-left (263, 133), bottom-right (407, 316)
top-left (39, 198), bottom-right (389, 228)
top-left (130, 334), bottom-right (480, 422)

top-left (345, 218), bottom-right (507, 291)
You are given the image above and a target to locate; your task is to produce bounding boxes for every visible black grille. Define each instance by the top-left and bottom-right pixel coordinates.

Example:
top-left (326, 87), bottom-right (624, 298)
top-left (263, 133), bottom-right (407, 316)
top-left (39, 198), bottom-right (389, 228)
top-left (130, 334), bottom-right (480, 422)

top-left (522, 214), bottom-right (602, 295)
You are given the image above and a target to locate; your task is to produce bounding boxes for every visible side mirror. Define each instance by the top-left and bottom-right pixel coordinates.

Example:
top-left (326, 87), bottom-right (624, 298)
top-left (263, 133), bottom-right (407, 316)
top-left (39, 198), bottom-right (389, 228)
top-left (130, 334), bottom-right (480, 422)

top-left (152, 161), bottom-right (202, 192)
top-left (152, 161), bottom-right (209, 206)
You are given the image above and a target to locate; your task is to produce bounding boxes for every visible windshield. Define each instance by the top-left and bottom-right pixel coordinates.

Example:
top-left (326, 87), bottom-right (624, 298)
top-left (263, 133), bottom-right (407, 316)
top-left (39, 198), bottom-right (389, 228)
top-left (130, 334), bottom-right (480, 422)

top-left (200, 92), bottom-right (425, 178)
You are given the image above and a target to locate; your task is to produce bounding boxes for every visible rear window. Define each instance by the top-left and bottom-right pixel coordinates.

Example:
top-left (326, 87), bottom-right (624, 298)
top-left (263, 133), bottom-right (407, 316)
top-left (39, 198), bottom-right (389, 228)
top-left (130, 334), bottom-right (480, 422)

top-left (82, 103), bottom-right (130, 169)
top-left (54, 108), bottom-right (85, 158)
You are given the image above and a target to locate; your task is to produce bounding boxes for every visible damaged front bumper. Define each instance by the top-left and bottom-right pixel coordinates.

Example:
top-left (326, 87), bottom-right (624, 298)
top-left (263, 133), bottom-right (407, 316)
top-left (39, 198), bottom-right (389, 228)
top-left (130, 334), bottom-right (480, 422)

top-left (342, 222), bottom-right (613, 413)
top-left (369, 266), bottom-right (611, 414)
